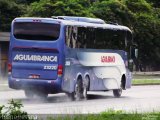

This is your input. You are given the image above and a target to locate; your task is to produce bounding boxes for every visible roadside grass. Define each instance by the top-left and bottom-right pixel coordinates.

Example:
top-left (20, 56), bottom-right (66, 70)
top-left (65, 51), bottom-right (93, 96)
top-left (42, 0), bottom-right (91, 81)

top-left (133, 75), bottom-right (160, 79)
top-left (132, 79), bottom-right (160, 85)
top-left (132, 73), bottom-right (160, 85)
top-left (46, 109), bottom-right (160, 120)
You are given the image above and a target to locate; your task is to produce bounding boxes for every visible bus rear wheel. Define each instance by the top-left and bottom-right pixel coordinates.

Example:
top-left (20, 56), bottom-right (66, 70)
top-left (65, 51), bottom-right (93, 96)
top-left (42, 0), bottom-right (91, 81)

top-left (83, 76), bottom-right (90, 100)
top-left (74, 78), bottom-right (83, 100)
top-left (113, 88), bottom-right (122, 98)
top-left (67, 77), bottom-right (83, 101)
top-left (67, 76), bottom-right (89, 101)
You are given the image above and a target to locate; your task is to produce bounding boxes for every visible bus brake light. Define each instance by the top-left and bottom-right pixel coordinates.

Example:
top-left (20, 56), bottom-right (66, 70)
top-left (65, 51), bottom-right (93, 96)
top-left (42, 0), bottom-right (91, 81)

top-left (58, 65), bottom-right (63, 77)
top-left (8, 63), bottom-right (12, 72)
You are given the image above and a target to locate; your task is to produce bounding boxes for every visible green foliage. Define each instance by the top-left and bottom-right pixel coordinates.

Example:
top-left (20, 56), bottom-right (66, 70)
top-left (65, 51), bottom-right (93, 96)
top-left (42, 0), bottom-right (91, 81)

top-left (133, 13), bottom-right (160, 69)
top-left (0, 0), bottom-right (26, 31)
top-left (25, 0), bottom-right (94, 17)
top-left (0, 99), bottom-right (30, 120)
top-left (91, 0), bottom-right (134, 26)
top-left (125, 0), bottom-right (152, 13)
top-left (45, 109), bottom-right (160, 120)
top-left (133, 79), bottom-right (160, 85)
top-left (15, 0), bottom-right (40, 4)
top-left (146, 0), bottom-right (160, 8)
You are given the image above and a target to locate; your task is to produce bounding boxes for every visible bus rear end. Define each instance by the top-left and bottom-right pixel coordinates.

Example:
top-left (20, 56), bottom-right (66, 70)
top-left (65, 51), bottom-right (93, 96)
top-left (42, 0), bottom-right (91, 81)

top-left (8, 18), bottom-right (63, 97)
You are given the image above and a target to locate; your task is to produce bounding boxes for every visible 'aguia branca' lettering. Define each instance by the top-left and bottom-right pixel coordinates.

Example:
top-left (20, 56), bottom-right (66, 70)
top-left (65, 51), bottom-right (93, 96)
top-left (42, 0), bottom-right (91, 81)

top-left (14, 54), bottom-right (57, 62)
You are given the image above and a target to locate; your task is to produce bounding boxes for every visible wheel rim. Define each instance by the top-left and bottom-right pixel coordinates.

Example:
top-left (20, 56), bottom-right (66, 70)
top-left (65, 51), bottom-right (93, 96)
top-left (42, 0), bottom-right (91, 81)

top-left (74, 83), bottom-right (81, 100)
top-left (83, 84), bottom-right (87, 99)
top-left (83, 76), bottom-right (89, 99)
top-left (74, 77), bottom-right (89, 100)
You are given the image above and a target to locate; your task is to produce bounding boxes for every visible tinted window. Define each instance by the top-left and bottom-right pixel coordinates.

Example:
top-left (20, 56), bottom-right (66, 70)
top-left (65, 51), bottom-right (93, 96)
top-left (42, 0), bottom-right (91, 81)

top-left (65, 26), bottom-right (79, 48)
top-left (13, 22), bottom-right (60, 41)
top-left (65, 25), bottom-right (131, 50)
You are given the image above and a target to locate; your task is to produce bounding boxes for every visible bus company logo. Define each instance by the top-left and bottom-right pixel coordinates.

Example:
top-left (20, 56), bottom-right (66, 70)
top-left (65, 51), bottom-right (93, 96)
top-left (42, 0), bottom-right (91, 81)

top-left (101, 56), bottom-right (115, 63)
top-left (14, 54), bottom-right (57, 62)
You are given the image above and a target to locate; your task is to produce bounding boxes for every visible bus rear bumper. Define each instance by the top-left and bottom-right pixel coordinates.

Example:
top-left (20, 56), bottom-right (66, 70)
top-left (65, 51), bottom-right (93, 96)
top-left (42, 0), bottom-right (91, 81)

top-left (8, 76), bottom-right (62, 93)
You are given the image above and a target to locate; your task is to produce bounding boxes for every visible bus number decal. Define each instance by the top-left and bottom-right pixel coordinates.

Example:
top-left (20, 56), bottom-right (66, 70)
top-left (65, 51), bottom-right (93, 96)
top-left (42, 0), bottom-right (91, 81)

top-left (44, 66), bottom-right (57, 70)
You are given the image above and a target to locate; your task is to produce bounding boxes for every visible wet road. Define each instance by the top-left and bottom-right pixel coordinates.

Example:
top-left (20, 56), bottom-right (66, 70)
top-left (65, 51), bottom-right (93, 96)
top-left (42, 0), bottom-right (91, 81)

top-left (0, 85), bottom-right (160, 114)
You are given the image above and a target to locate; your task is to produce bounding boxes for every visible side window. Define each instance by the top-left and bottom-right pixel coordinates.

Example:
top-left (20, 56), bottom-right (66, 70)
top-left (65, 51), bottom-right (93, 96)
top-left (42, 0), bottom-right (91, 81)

top-left (65, 26), bottom-right (78, 48)
top-left (126, 30), bottom-right (133, 52)
top-left (77, 27), bottom-right (87, 48)
top-left (65, 26), bottom-right (130, 50)
top-left (95, 28), bottom-right (105, 49)
top-left (106, 29), bottom-right (125, 50)
top-left (127, 31), bottom-right (132, 45)
top-left (86, 27), bottom-right (95, 48)
top-left (65, 26), bottom-right (71, 47)
top-left (65, 26), bottom-right (70, 47)
top-left (104, 29), bottom-right (115, 49)
top-left (103, 29), bottom-right (109, 48)
top-left (71, 26), bottom-right (78, 48)
top-left (117, 30), bottom-right (125, 49)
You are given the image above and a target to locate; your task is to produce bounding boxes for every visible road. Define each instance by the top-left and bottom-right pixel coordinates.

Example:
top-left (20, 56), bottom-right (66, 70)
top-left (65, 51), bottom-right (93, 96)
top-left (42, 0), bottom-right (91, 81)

top-left (0, 85), bottom-right (160, 114)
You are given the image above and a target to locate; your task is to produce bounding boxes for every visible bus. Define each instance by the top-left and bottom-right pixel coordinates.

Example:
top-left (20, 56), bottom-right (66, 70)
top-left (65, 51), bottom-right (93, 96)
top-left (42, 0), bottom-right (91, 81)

top-left (8, 16), bottom-right (134, 100)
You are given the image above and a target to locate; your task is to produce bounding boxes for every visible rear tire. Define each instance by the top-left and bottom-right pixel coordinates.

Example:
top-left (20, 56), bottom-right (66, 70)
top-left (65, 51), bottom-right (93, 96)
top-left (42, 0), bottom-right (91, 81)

top-left (67, 76), bottom-right (90, 101)
top-left (113, 88), bottom-right (122, 98)
top-left (83, 76), bottom-right (89, 100)
top-left (74, 79), bottom-right (83, 100)
top-left (67, 77), bottom-right (83, 101)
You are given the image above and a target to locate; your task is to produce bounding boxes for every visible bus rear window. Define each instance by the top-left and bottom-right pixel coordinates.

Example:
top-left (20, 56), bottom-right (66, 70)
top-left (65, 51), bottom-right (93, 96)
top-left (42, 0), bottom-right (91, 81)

top-left (13, 22), bottom-right (60, 41)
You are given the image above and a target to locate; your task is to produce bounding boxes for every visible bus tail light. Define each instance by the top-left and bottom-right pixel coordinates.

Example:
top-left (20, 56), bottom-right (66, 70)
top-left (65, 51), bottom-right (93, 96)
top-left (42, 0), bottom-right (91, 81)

top-left (8, 63), bottom-right (12, 73)
top-left (58, 65), bottom-right (63, 77)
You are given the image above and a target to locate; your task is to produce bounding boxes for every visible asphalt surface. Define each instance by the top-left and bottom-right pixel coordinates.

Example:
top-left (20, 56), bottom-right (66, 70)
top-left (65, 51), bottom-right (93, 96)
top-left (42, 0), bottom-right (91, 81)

top-left (0, 85), bottom-right (160, 114)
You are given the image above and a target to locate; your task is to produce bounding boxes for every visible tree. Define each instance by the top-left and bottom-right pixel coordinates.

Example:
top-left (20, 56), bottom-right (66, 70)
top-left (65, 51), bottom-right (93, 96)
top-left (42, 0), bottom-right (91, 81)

top-left (125, 0), bottom-right (160, 70)
top-left (15, 0), bottom-right (40, 4)
top-left (25, 0), bottom-right (94, 17)
top-left (91, 0), bottom-right (134, 27)
top-left (0, 0), bottom-right (26, 31)
top-left (146, 0), bottom-right (160, 8)
top-left (125, 0), bottom-right (152, 13)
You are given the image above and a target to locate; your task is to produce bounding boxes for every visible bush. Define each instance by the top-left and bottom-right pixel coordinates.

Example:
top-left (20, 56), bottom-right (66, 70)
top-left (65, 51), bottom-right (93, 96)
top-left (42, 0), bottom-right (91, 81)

top-left (0, 99), bottom-right (30, 120)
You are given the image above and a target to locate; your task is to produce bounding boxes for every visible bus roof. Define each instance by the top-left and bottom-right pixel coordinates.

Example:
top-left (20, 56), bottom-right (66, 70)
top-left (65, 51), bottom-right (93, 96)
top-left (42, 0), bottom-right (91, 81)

top-left (52, 16), bottom-right (105, 24)
top-left (13, 17), bottom-right (132, 32)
